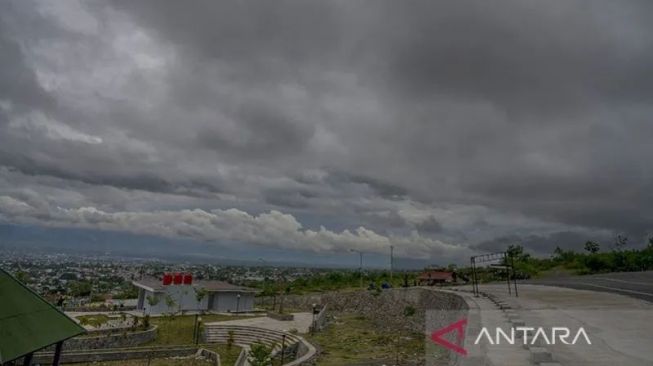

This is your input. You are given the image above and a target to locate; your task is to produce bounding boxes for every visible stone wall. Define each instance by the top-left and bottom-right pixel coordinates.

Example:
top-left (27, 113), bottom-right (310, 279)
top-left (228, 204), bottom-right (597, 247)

top-left (44, 326), bottom-right (157, 351)
top-left (34, 346), bottom-right (197, 364)
top-left (234, 347), bottom-right (249, 366)
top-left (284, 338), bottom-right (317, 366)
top-left (199, 348), bottom-right (221, 366)
top-left (279, 288), bottom-right (467, 334)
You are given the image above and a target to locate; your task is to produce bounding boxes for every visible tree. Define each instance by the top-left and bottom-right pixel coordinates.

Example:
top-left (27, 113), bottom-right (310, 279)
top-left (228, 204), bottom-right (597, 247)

top-left (584, 241), bottom-right (600, 254)
top-left (195, 288), bottom-right (208, 312)
top-left (553, 246), bottom-right (564, 257)
top-left (146, 295), bottom-right (160, 307)
top-left (507, 245), bottom-right (530, 261)
top-left (69, 281), bottom-right (92, 297)
top-left (164, 294), bottom-right (176, 313)
top-left (248, 342), bottom-right (273, 366)
top-left (614, 235), bottom-right (628, 251)
top-left (15, 271), bottom-right (30, 284)
top-left (278, 285), bottom-right (291, 314)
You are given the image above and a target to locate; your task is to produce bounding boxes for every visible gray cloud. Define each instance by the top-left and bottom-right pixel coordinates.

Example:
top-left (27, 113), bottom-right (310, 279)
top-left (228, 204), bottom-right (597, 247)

top-left (416, 215), bottom-right (444, 235)
top-left (0, 194), bottom-right (469, 260)
top-left (0, 0), bottom-right (652, 262)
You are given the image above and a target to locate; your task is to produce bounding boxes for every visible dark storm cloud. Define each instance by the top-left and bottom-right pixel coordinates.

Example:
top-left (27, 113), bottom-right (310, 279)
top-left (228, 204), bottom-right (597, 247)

top-left (196, 101), bottom-right (315, 160)
top-left (416, 215), bottom-right (444, 234)
top-left (0, 0), bottom-right (652, 261)
top-left (263, 188), bottom-right (314, 209)
top-left (0, 21), bottom-right (53, 115)
top-left (343, 175), bottom-right (408, 200)
top-left (379, 3), bottom-right (653, 109)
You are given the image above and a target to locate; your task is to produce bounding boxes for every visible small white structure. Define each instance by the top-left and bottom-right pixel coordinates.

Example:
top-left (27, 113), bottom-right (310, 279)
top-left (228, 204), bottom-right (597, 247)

top-left (133, 275), bottom-right (257, 315)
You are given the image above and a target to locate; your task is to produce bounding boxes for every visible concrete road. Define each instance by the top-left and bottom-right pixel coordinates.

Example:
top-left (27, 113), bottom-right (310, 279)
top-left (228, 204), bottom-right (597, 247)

top-left (468, 284), bottom-right (653, 366)
top-left (525, 271), bottom-right (653, 302)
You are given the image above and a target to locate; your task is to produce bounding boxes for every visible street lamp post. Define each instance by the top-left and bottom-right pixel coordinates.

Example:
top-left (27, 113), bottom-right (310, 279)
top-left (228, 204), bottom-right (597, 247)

top-left (195, 317), bottom-right (202, 345)
top-left (236, 294), bottom-right (241, 313)
top-left (390, 245), bottom-right (394, 284)
top-left (280, 334), bottom-right (286, 364)
top-left (350, 249), bottom-right (364, 288)
top-left (193, 314), bottom-right (199, 343)
top-left (311, 303), bottom-right (317, 334)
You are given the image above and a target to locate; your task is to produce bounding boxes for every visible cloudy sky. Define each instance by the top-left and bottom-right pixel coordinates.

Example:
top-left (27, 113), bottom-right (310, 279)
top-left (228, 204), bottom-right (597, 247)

top-left (1, 0), bottom-right (652, 266)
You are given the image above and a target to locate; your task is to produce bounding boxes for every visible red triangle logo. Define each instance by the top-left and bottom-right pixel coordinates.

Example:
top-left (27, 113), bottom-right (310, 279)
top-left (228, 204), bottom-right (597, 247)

top-left (430, 318), bottom-right (468, 356)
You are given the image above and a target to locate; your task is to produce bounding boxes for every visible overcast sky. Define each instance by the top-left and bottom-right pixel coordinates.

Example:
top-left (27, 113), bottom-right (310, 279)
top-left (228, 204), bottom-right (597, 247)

top-left (1, 0), bottom-right (652, 265)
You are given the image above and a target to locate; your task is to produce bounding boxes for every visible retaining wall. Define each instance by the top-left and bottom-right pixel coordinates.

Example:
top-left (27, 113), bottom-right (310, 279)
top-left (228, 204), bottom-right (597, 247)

top-left (199, 348), bottom-right (221, 366)
top-left (34, 346), bottom-right (197, 364)
top-left (234, 346), bottom-right (249, 366)
top-left (279, 288), bottom-right (467, 334)
top-left (45, 326), bottom-right (157, 351)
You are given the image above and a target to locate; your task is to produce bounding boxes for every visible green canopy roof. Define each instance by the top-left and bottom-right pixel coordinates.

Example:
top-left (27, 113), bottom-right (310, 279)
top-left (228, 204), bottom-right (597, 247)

top-left (0, 268), bottom-right (85, 364)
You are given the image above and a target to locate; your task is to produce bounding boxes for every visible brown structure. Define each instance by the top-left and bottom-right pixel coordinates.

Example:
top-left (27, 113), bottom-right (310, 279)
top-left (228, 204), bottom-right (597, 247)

top-left (417, 270), bottom-right (457, 286)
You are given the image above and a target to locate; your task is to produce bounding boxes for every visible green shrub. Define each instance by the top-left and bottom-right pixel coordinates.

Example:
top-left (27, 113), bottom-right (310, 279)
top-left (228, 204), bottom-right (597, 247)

top-left (248, 342), bottom-right (273, 366)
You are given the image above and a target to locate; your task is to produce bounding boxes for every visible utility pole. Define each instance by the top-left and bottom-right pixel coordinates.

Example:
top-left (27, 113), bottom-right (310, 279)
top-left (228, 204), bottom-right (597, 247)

top-left (390, 245), bottom-right (394, 284)
top-left (280, 334), bottom-right (286, 364)
top-left (510, 252), bottom-right (518, 297)
top-left (504, 252), bottom-right (512, 295)
top-left (350, 249), bottom-right (364, 288)
top-left (359, 251), bottom-right (363, 289)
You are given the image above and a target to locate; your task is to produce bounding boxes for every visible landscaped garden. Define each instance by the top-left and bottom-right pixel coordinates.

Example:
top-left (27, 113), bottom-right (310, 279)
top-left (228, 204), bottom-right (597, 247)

top-left (62, 313), bottom-right (258, 365)
top-left (144, 313), bottom-right (259, 365)
top-left (146, 313), bottom-right (257, 345)
top-left (76, 314), bottom-right (111, 328)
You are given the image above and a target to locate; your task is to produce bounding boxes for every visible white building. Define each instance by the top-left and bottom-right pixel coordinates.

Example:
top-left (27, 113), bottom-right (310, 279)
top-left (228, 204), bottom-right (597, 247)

top-left (133, 276), bottom-right (257, 315)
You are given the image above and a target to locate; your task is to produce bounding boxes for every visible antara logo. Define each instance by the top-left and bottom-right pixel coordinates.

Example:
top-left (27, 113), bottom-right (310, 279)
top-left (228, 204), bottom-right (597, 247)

top-left (430, 318), bottom-right (592, 356)
top-left (474, 327), bottom-right (592, 346)
top-left (431, 318), bottom-right (468, 356)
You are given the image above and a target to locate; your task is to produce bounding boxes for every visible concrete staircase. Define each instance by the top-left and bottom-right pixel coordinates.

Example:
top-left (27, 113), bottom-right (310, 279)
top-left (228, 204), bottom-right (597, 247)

top-left (204, 324), bottom-right (301, 352)
top-left (204, 324), bottom-right (317, 366)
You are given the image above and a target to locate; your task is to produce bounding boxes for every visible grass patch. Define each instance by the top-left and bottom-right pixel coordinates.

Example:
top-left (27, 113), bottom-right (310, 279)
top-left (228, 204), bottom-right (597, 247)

top-left (208, 344), bottom-right (243, 365)
top-left (76, 314), bottom-right (110, 328)
top-left (307, 312), bottom-right (433, 366)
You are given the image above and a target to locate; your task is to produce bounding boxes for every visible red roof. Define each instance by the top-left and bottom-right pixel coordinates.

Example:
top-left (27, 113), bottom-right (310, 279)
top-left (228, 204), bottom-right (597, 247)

top-left (418, 270), bottom-right (454, 280)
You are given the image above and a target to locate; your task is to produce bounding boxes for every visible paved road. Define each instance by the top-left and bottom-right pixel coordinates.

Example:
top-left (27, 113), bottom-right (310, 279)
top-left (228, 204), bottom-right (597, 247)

top-left (524, 271), bottom-right (653, 302)
top-left (456, 284), bottom-right (653, 365)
